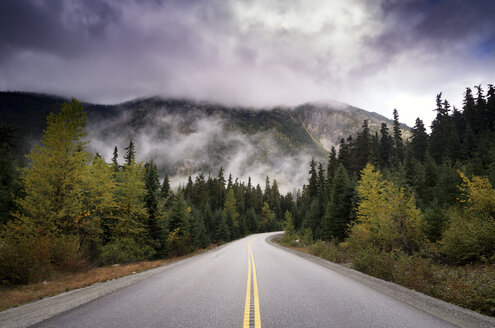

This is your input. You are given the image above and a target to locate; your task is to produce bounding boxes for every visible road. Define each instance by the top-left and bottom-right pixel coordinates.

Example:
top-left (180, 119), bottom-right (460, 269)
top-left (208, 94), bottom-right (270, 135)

top-left (26, 232), bottom-right (489, 328)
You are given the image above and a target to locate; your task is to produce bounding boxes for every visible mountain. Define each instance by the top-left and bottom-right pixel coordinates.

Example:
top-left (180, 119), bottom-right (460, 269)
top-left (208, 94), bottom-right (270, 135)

top-left (0, 92), bottom-right (409, 192)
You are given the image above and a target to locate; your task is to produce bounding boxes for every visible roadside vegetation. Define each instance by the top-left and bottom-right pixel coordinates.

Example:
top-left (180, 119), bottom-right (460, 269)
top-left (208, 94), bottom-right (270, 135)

top-left (280, 84), bottom-right (495, 317)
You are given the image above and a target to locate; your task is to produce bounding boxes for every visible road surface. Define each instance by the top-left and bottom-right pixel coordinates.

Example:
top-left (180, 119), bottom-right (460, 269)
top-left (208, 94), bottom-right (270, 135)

top-left (21, 232), bottom-right (491, 327)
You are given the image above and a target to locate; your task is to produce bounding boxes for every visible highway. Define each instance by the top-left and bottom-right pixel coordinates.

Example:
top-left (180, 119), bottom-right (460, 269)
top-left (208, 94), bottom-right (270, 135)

top-left (27, 232), bottom-right (486, 327)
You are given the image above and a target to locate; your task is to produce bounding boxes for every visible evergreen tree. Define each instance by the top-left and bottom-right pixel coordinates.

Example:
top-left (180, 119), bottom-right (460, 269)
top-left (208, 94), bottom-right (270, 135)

top-left (326, 146), bottom-right (338, 190)
top-left (144, 160), bottom-right (166, 256)
top-left (392, 109), bottom-right (404, 164)
top-left (124, 140), bottom-right (136, 166)
top-left (411, 118), bottom-right (428, 163)
top-left (223, 189), bottom-right (239, 238)
top-left (0, 124), bottom-right (20, 224)
top-left (308, 159), bottom-right (318, 199)
top-left (321, 164), bottom-right (352, 240)
top-left (111, 146), bottom-right (119, 172)
top-left (379, 123), bottom-right (393, 167)
top-left (270, 179), bottom-right (282, 221)
top-left (161, 174), bottom-right (171, 199)
top-left (353, 120), bottom-right (371, 174)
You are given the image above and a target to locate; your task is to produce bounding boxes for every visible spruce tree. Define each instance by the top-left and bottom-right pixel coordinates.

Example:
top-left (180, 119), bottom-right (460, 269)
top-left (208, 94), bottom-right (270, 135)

top-left (124, 140), bottom-right (135, 166)
top-left (144, 160), bottom-right (166, 256)
top-left (379, 123), bottom-right (393, 167)
top-left (392, 109), bottom-right (404, 164)
top-left (111, 146), bottom-right (119, 172)
top-left (411, 118), bottom-right (428, 163)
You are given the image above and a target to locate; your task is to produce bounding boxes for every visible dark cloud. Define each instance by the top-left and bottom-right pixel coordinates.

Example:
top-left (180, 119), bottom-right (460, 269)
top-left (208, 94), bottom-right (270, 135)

top-left (0, 0), bottom-right (120, 60)
top-left (0, 0), bottom-right (493, 126)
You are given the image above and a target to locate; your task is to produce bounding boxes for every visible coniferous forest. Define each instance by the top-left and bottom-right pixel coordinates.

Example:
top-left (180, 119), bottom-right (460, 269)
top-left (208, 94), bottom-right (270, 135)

top-left (0, 85), bottom-right (494, 315)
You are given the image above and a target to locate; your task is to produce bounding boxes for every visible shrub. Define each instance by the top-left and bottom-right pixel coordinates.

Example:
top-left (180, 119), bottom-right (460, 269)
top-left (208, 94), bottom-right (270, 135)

top-left (50, 235), bottom-right (86, 272)
top-left (0, 222), bottom-right (51, 285)
top-left (352, 247), bottom-right (395, 281)
top-left (99, 239), bottom-right (154, 265)
top-left (301, 228), bottom-right (313, 246)
top-left (308, 240), bottom-right (345, 263)
top-left (440, 172), bottom-right (495, 264)
top-left (392, 253), bottom-right (437, 295)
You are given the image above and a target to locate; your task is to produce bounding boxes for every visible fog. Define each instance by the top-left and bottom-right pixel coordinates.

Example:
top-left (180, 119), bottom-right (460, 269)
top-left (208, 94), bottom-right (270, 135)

top-left (87, 108), bottom-right (315, 194)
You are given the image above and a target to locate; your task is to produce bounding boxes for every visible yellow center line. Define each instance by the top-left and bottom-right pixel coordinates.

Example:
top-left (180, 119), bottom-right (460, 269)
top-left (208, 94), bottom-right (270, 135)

top-left (243, 241), bottom-right (252, 327)
top-left (243, 239), bottom-right (262, 328)
top-left (251, 247), bottom-right (261, 328)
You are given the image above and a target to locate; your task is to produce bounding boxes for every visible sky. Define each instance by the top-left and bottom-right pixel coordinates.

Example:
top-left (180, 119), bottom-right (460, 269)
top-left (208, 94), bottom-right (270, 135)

top-left (1, 0), bottom-right (494, 127)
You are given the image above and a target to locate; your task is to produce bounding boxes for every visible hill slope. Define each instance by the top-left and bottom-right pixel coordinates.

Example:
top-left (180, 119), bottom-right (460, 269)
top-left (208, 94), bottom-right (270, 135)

top-left (0, 92), bottom-right (408, 191)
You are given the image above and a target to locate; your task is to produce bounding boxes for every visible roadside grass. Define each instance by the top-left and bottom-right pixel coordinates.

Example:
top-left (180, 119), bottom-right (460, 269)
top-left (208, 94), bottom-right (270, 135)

top-left (277, 238), bottom-right (495, 317)
top-left (0, 245), bottom-right (217, 311)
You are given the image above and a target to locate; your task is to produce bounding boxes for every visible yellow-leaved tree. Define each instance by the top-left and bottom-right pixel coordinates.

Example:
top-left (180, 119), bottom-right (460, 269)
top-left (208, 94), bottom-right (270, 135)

top-left (348, 164), bottom-right (425, 254)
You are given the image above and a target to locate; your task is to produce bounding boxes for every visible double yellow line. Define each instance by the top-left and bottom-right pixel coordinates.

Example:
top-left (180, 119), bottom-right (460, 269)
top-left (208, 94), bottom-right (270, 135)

top-left (243, 239), bottom-right (261, 328)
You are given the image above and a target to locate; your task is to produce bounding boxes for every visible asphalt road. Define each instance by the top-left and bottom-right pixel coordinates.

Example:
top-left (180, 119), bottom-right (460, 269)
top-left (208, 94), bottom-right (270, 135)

top-left (26, 232), bottom-right (491, 328)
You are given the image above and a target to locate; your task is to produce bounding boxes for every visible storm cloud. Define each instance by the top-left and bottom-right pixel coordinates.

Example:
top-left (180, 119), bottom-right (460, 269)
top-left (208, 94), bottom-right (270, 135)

top-left (1, 0), bottom-right (494, 126)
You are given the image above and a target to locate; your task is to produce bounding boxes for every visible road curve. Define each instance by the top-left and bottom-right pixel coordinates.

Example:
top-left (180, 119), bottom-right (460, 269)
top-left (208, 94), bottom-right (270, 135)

top-left (15, 232), bottom-right (492, 328)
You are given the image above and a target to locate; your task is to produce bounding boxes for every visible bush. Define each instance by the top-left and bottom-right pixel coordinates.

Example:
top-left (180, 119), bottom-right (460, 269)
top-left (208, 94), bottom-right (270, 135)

top-left (50, 235), bottom-right (86, 272)
top-left (393, 253), bottom-right (437, 295)
top-left (440, 172), bottom-right (495, 264)
top-left (167, 227), bottom-right (192, 257)
top-left (0, 222), bottom-right (51, 285)
top-left (440, 209), bottom-right (495, 264)
top-left (301, 228), bottom-right (313, 246)
top-left (308, 240), bottom-right (345, 263)
top-left (99, 239), bottom-right (155, 265)
top-left (352, 247), bottom-right (395, 281)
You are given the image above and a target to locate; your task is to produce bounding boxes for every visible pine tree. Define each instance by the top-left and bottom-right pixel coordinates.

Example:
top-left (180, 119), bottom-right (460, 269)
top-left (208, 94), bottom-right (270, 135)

top-left (111, 146), bottom-right (119, 172)
top-left (144, 160), bottom-right (166, 256)
top-left (124, 140), bottom-right (135, 166)
top-left (392, 109), bottom-right (404, 164)
top-left (0, 123), bottom-right (20, 224)
top-left (326, 146), bottom-right (338, 190)
top-left (270, 179), bottom-right (282, 221)
top-left (308, 159), bottom-right (318, 199)
top-left (260, 202), bottom-right (276, 232)
top-left (353, 120), bottom-right (371, 174)
top-left (411, 118), bottom-right (428, 162)
top-left (223, 189), bottom-right (239, 238)
top-left (161, 174), bottom-right (171, 199)
top-left (379, 123), bottom-right (393, 167)
top-left (321, 164), bottom-right (352, 240)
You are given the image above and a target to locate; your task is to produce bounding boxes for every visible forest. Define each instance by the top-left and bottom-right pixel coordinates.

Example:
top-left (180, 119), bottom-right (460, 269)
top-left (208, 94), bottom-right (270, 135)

top-left (284, 84), bottom-right (495, 315)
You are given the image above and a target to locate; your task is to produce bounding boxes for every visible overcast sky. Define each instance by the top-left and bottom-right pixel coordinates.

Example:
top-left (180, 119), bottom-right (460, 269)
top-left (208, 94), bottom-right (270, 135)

top-left (1, 0), bottom-right (494, 126)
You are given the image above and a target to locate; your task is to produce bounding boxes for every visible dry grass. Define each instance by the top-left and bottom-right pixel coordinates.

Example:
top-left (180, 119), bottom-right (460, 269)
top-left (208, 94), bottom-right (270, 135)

top-left (0, 246), bottom-right (216, 311)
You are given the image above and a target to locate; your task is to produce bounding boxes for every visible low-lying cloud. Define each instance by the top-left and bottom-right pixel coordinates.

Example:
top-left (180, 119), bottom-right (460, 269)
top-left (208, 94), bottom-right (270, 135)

top-left (87, 108), bottom-right (315, 194)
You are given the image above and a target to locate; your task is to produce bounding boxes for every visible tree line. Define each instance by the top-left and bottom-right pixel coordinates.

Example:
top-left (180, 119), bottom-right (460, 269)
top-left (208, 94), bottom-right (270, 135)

top-left (0, 100), bottom-right (288, 284)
